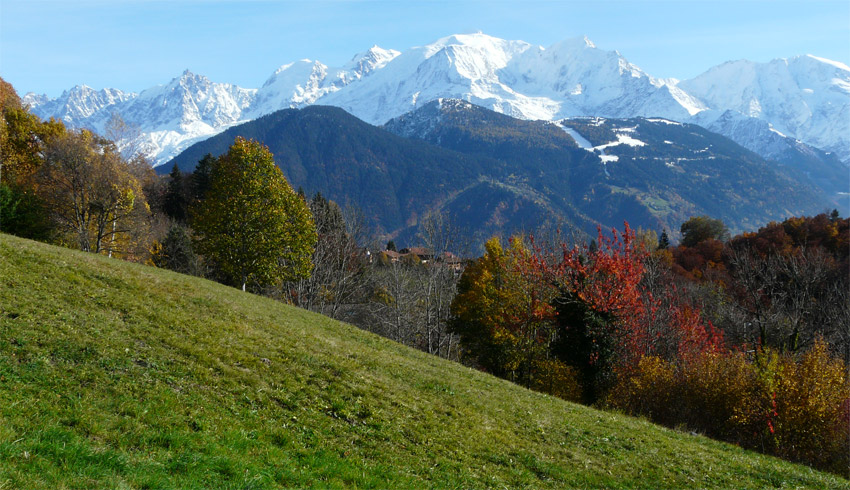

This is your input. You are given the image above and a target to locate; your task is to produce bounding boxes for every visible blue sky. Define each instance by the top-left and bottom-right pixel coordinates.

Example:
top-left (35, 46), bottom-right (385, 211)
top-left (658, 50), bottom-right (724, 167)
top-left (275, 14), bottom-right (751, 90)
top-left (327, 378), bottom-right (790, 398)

top-left (2, 0), bottom-right (848, 97)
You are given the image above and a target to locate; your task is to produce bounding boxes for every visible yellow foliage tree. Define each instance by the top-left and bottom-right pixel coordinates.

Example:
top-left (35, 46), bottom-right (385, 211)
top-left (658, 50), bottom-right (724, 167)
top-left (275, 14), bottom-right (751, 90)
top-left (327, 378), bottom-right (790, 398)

top-left (192, 137), bottom-right (316, 291)
top-left (450, 236), bottom-right (567, 392)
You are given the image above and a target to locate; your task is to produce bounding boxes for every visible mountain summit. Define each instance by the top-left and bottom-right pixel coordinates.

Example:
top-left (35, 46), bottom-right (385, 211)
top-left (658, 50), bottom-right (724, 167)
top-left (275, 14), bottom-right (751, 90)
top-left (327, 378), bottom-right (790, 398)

top-left (24, 33), bottom-right (850, 166)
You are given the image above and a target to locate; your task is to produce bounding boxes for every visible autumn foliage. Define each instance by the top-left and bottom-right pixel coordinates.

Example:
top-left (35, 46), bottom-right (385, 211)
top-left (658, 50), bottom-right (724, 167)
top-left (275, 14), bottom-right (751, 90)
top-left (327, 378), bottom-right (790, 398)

top-left (609, 341), bottom-right (849, 476)
top-left (450, 237), bottom-right (560, 389)
top-left (451, 221), bottom-right (848, 476)
top-left (450, 223), bottom-right (722, 402)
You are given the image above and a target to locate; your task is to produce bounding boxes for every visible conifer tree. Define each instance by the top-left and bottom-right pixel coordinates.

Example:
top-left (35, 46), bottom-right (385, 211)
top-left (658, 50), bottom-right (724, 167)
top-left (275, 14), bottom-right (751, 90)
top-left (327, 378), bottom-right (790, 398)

top-left (150, 224), bottom-right (201, 275)
top-left (162, 164), bottom-right (187, 223)
top-left (658, 230), bottom-right (670, 249)
top-left (190, 154), bottom-right (215, 203)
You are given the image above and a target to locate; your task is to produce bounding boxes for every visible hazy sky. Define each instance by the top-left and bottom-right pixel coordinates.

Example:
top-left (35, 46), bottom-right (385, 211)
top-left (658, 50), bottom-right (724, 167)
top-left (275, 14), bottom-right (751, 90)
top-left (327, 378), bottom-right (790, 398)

top-left (2, 0), bottom-right (848, 97)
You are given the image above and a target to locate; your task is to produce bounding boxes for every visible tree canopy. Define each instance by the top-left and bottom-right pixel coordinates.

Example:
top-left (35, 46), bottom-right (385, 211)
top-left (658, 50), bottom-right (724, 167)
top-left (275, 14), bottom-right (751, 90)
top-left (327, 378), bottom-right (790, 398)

top-left (37, 129), bottom-right (149, 255)
top-left (680, 215), bottom-right (729, 247)
top-left (192, 137), bottom-right (316, 291)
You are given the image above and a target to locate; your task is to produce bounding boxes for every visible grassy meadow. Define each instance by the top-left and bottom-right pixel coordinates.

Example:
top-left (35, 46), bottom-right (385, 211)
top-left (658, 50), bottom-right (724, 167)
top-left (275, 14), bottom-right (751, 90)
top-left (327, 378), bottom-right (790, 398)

top-left (0, 233), bottom-right (845, 489)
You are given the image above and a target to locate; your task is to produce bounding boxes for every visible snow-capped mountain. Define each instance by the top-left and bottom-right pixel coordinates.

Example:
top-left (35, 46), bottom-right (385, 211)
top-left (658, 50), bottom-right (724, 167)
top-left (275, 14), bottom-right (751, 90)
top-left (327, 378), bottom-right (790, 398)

top-left (679, 55), bottom-right (850, 160)
top-left (25, 70), bottom-right (256, 162)
top-left (319, 34), bottom-right (702, 124)
top-left (23, 33), bottom-right (850, 166)
top-left (244, 46), bottom-right (400, 119)
top-left (123, 70), bottom-right (257, 160)
top-left (23, 85), bottom-right (136, 126)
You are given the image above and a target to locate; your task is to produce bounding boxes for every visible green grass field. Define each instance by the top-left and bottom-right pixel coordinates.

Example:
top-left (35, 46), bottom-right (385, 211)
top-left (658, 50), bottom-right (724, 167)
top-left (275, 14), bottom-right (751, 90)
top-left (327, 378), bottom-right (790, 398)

top-left (0, 233), bottom-right (845, 489)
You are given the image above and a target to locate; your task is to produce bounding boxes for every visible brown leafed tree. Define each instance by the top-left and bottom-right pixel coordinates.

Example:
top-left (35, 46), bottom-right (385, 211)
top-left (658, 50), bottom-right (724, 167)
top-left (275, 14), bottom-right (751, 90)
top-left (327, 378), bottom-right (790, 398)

top-left (37, 129), bottom-right (150, 255)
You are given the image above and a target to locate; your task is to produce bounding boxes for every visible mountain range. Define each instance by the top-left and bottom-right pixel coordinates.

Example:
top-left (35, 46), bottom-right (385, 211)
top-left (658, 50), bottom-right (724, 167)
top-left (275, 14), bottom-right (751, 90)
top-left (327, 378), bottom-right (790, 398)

top-left (164, 101), bottom-right (834, 247)
top-left (23, 33), bottom-right (850, 169)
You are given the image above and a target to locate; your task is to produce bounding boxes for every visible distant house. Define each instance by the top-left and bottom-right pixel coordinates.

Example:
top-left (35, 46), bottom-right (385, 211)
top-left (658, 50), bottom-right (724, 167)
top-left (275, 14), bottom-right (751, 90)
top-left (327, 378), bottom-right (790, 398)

top-left (382, 250), bottom-right (404, 263)
top-left (399, 247), bottom-right (433, 262)
top-left (376, 246), bottom-right (463, 271)
top-left (439, 251), bottom-right (464, 272)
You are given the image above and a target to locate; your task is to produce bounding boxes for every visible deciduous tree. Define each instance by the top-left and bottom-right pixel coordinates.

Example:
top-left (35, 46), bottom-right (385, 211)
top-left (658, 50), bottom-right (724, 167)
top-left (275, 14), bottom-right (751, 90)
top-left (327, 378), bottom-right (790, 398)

top-left (37, 129), bottom-right (149, 255)
top-left (280, 193), bottom-right (365, 318)
top-left (680, 215), bottom-right (729, 247)
top-left (450, 236), bottom-right (557, 385)
top-left (0, 77), bottom-right (64, 236)
top-left (192, 137), bottom-right (316, 291)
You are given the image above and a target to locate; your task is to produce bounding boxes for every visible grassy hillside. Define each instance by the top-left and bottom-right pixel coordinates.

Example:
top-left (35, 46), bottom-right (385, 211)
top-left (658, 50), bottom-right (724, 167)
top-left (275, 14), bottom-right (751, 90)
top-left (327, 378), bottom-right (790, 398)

top-left (0, 234), bottom-right (845, 489)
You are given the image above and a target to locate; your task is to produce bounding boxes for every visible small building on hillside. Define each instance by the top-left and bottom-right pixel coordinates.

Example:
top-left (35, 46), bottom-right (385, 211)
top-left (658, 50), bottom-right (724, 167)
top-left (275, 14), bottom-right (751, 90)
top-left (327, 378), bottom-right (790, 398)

top-left (400, 247), bottom-right (433, 262)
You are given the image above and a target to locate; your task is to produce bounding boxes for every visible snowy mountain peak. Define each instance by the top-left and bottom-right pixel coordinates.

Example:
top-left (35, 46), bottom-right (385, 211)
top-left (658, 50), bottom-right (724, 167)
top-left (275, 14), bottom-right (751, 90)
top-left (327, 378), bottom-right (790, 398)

top-left (804, 54), bottom-right (850, 72)
top-left (680, 53), bottom-right (850, 158)
top-left (546, 35), bottom-right (598, 53)
top-left (25, 84), bottom-right (136, 125)
top-left (25, 32), bottom-right (850, 167)
top-left (422, 32), bottom-right (532, 60)
top-left (344, 45), bottom-right (401, 76)
top-left (175, 70), bottom-right (207, 87)
top-left (21, 92), bottom-right (49, 108)
top-left (263, 60), bottom-right (326, 87)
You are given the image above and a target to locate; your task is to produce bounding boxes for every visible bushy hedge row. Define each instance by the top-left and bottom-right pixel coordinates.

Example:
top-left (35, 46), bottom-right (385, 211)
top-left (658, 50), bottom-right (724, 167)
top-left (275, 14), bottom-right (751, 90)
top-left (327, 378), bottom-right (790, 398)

top-left (608, 340), bottom-right (849, 476)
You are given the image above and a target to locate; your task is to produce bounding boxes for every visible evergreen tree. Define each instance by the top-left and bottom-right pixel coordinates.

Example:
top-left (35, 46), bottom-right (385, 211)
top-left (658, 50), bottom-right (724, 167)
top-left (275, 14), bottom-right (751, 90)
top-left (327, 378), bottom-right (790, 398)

top-left (192, 137), bottom-right (316, 291)
top-left (310, 192), bottom-right (345, 236)
top-left (162, 164), bottom-right (187, 223)
top-left (150, 224), bottom-right (201, 275)
top-left (386, 240), bottom-right (397, 252)
top-left (658, 230), bottom-right (670, 249)
top-left (190, 154), bottom-right (215, 203)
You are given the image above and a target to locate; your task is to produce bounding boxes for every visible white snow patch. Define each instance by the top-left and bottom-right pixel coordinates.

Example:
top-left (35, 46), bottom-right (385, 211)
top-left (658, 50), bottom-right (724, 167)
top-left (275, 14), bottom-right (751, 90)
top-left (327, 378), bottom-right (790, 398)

top-left (663, 140), bottom-right (673, 144)
top-left (557, 123), bottom-right (594, 150)
top-left (599, 154), bottom-right (619, 163)
top-left (617, 134), bottom-right (646, 146)
top-left (769, 127), bottom-right (787, 138)
top-left (603, 133), bottom-right (646, 149)
top-left (646, 118), bottom-right (683, 126)
top-left (747, 98), bottom-right (762, 117)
